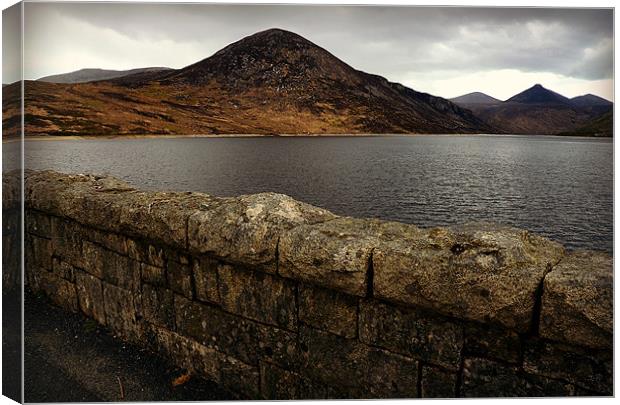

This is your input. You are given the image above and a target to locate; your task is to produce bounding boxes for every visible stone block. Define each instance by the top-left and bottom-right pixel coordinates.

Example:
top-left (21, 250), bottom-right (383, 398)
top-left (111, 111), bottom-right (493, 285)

top-left (188, 192), bottom-right (335, 271)
top-left (193, 256), bottom-right (220, 304)
top-left (103, 283), bottom-right (142, 341)
top-left (462, 357), bottom-right (575, 397)
top-left (52, 257), bottom-right (75, 282)
top-left (75, 271), bottom-right (106, 325)
top-left (30, 235), bottom-right (53, 270)
top-left (523, 339), bottom-right (612, 395)
top-left (300, 326), bottom-right (418, 398)
top-left (420, 366), bottom-right (458, 398)
top-left (260, 362), bottom-right (303, 400)
top-left (25, 265), bottom-right (42, 292)
top-left (278, 218), bottom-right (376, 296)
top-left (81, 240), bottom-right (105, 278)
top-left (540, 250), bottom-right (612, 349)
top-left (25, 171), bottom-right (134, 231)
top-left (50, 218), bottom-right (85, 269)
top-left (25, 210), bottom-right (51, 237)
top-left (140, 263), bottom-right (166, 286)
top-left (86, 228), bottom-right (128, 256)
top-left (359, 299), bottom-right (463, 370)
top-left (220, 356), bottom-right (260, 399)
top-left (218, 264), bottom-right (297, 330)
top-left (38, 271), bottom-right (78, 312)
top-left (174, 295), bottom-right (259, 365)
top-left (148, 326), bottom-right (220, 383)
top-left (177, 253), bottom-right (190, 265)
top-left (174, 295), bottom-right (300, 369)
top-left (2, 208), bottom-right (19, 235)
top-left (167, 259), bottom-right (193, 298)
top-left (463, 322), bottom-right (521, 364)
top-left (257, 324), bottom-right (300, 370)
top-left (3, 230), bottom-right (20, 290)
top-left (299, 284), bottom-right (358, 338)
top-left (3, 171), bottom-right (20, 210)
top-left (116, 191), bottom-right (209, 250)
top-left (373, 222), bottom-right (565, 332)
top-left (101, 249), bottom-right (141, 291)
top-left (126, 239), bottom-right (165, 267)
top-left (141, 284), bottom-right (175, 330)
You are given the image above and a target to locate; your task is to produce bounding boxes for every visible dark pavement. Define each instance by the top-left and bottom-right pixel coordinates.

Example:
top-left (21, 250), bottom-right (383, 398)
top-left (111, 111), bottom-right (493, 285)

top-left (24, 290), bottom-right (234, 402)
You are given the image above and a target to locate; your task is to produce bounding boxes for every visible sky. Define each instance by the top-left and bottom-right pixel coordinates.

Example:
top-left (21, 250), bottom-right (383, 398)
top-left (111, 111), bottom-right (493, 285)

top-left (4, 2), bottom-right (614, 101)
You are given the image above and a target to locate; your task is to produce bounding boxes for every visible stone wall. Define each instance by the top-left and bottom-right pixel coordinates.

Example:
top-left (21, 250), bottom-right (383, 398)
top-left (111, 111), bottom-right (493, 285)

top-left (2, 170), bottom-right (23, 404)
top-left (3, 172), bottom-right (21, 291)
top-left (18, 170), bottom-right (613, 398)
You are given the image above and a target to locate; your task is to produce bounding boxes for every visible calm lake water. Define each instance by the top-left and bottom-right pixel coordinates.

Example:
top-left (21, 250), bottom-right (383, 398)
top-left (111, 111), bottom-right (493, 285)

top-left (17, 135), bottom-right (613, 253)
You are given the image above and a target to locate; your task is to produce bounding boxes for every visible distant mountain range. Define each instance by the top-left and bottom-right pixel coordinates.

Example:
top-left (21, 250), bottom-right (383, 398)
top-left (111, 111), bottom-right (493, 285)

top-left (2, 28), bottom-right (612, 137)
top-left (570, 94), bottom-right (613, 108)
top-left (36, 67), bottom-right (174, 84)
top-left (450, 85), bottom-right (612, 136)
top-left (450, 92), bottom-right (501, 105)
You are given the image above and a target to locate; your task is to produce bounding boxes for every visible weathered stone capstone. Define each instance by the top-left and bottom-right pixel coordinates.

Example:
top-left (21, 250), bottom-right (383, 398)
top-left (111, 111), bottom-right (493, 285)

top-left (540, 250), bottom-right (613, 348)
top-left (279, 218), bottom-right (382, 296)
top-left (10, 170), bottom-right (613, 399)
top-left (188, 192), bottom-right (336, 271)
top-left (373, 222), bottom-right (565, 332)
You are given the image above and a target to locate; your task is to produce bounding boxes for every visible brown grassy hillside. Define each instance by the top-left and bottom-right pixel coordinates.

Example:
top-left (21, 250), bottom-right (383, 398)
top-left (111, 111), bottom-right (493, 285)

top-left (3, 29), bottom-right (493, 137)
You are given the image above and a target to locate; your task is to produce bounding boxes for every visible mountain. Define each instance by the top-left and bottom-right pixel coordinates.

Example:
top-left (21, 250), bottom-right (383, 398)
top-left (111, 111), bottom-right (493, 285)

top-left (450, 92), bottom-right (501, 105)
top-left (568, 94), bottom-right (613, 119)
top-left (570, 94), bottom-right (612, 108)
top-left (37, 67), bottom-right (174, 84)
top-left (466, 84), bottom-right (612, 135)
top-left (560, 110), bottom-right (613, 137)
top-left (4, 28), bottom-right (492, 137)
top-left (505, 84), bottom-right (571, 105)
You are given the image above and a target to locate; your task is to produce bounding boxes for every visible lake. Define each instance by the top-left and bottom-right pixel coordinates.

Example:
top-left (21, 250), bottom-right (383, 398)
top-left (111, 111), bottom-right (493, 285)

top-left (15, 134), bottom-right (613, 253)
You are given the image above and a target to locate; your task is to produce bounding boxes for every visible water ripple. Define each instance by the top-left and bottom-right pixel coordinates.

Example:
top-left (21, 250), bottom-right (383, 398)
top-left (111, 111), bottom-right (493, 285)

top-left (17, 134), bottom-right (613, 253)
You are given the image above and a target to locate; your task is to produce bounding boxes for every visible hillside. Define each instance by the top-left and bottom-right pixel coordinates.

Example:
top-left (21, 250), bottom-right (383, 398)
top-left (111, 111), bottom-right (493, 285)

top-left (570, 94), bottom-right (612, 108)
top-left (3, 28), bottom-right (492, 137)
top-left (450, 92), bottom-right (501, 106)
top-left (465, 84), bottom-right (612, 135)
top-left (505, 84), bottom-right (570, 105)
top-left (37, 67), bottom-right (174, 84)
top-left (560, 110), bottom-right (613, 137)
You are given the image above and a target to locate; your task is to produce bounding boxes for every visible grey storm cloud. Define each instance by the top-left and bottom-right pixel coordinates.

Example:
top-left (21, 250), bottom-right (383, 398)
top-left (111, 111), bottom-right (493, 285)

top-left (16, 3), bottom-right (614, 85)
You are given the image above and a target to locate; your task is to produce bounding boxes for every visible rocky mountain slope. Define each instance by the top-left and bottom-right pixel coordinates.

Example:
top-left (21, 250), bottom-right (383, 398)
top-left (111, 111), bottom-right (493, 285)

top-left (560, 110), bottom-right (613, 137)
top-left (36, 67), bottom-right (174, 84)
top-left (460, 84), bottom-right (612, 135)
top-left (569, 94), bottom-right (613, 108)
top-left (450, 92), bottom-right (501, 106)
top-left (3, 29), bottom-right (492, 137)
top-left (505, 84), bottom-right (570, 105)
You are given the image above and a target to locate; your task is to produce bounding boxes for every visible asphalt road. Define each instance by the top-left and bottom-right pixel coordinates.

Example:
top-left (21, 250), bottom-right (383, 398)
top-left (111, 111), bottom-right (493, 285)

top-left (24, 290), bottom-right (233, 402)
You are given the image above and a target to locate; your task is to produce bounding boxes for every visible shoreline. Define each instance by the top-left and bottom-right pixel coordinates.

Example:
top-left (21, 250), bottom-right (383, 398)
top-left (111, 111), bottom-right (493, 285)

top-left (3, 132), bottom-right (612, 143)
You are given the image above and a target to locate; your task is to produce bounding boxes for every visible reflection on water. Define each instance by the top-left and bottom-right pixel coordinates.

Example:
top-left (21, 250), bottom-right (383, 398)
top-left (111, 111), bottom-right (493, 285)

top-left (19, 135), bottom-right (613, 253)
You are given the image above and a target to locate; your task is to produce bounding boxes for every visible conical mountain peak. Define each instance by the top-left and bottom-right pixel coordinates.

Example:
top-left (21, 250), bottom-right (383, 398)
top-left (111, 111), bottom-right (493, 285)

top-left (166, 28), bottom-right (358, 87)
top-left (506, 84), bottom-right (570, 105)
top-left (570, 93), bottom-right (612, 107)
top-left (450, 91), bottom-right (501, 105)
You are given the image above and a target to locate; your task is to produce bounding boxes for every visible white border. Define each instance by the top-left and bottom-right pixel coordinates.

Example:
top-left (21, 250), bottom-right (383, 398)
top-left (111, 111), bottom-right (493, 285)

top-left (0, 1), bottom-right (616, 405)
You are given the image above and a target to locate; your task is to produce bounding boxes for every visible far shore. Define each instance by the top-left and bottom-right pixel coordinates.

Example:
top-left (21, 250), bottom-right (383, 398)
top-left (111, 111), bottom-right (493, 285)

top-left (9, 133), bottom-right (473, 143)
top-left (2, 132), bottom-right (612, 143)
